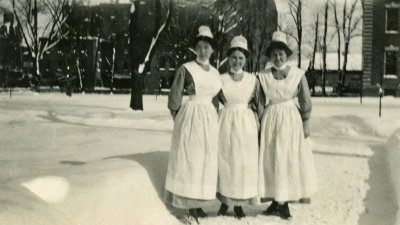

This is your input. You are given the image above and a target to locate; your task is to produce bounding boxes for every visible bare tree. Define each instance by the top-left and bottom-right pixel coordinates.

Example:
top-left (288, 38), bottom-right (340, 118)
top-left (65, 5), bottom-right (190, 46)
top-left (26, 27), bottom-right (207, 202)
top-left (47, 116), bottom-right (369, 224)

top-left (306, 13), bottom-right (319, 96)
top-left (109, 34), bottom-right (116, 94)
top-left (211, 0), bottom-right (236, 69)
top-left (340, 0), bottom-right (362, 93)
top-left (12, 0), bottom-right (71, 90)
top-left (330, 0), bottom-right (342, 93)
top-left (129, 0), bottom-right (172, 110)
top-left (238, 0), bottom-right (275, 73)
top-left (160, 1), bottom-right (211, 70)
top-left (277, 0), bottom-right (303, 68)
top-left (288, 0), bottom-right (303, 68)
top-left (212, 0), bottom-right (277, 73)
top-left (62, 0), bottom-right (87, 92)
top-left (253, 0), bottom-right (272, 72)
top-left (321, 0), bottom-right (329, 96)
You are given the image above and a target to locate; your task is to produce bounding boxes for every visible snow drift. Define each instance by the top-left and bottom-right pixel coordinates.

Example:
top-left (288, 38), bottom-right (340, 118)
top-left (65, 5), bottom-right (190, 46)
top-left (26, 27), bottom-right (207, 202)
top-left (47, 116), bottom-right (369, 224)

top-left (387, 130), bottom-right (400, 225)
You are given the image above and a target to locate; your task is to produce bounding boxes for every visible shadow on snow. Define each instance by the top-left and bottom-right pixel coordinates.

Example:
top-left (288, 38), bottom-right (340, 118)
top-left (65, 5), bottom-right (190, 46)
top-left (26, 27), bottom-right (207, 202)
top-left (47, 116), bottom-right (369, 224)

top-left (358, 144), bottom-right (397, 225)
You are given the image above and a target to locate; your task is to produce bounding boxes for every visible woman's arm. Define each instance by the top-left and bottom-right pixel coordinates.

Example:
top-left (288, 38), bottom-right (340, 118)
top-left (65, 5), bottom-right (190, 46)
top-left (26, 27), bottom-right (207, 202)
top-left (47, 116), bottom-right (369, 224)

top-left (251, 76), bottom-right (266, 122)
top-left (297, 74), bottom-right (312, 138)
top-left (212, 94), bottom-right (220, 112)
top-left (218, 89), bottom-right (227, 105)
top-left (168, 66), bottom-right (186, 120)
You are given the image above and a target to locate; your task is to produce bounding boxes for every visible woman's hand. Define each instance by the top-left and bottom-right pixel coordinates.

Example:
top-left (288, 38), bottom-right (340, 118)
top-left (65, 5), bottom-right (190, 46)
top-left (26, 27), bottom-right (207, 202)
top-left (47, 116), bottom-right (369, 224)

top-left (303, 120), bottom-right (310, 138)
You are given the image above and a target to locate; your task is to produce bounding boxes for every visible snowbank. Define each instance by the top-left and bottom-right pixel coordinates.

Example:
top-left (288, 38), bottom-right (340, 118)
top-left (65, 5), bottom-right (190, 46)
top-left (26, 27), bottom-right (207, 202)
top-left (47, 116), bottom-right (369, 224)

top-left (1, 93), bottom-right (400, 225)
top-left (387, 130), bottom-right (400, 225)
top-left (58, 159), bottom-right (181, 225)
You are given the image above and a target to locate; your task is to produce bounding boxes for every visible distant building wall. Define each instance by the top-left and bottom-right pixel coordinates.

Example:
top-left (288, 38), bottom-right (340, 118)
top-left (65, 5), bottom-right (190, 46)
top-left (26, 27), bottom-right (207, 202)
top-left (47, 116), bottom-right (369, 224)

top-left (363, 0), bottom-right (400, 96)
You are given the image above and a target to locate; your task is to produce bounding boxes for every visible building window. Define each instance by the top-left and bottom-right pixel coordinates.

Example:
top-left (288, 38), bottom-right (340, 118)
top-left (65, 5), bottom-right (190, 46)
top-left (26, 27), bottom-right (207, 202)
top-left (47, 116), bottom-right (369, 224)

top-left (386, 9), bottom-right (399, 32)
top-left (159, 57), bottom-right (166, 69)
top-left (385, 51), bottom-right (397, 76)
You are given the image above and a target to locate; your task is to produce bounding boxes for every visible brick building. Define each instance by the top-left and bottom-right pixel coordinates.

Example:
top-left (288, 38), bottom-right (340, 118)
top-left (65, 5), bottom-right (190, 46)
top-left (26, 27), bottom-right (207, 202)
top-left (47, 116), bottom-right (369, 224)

top-left (363, 0), bottom-right (400, 96)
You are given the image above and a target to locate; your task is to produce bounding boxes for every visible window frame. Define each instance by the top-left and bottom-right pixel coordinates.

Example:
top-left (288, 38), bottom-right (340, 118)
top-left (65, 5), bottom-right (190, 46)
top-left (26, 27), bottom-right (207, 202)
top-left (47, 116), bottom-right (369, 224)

top-left (385, 3), bottom-right (400, 34)
top-left (383, 45), bottom-right (399, 79)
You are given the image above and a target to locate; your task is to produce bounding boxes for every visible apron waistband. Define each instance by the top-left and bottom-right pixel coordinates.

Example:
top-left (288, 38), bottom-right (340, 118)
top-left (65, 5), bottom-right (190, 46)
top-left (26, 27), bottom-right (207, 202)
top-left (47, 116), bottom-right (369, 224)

top-left (269, 98), bottom-right (295, 106)
top-left (224, 103), bottom-right (248, 110)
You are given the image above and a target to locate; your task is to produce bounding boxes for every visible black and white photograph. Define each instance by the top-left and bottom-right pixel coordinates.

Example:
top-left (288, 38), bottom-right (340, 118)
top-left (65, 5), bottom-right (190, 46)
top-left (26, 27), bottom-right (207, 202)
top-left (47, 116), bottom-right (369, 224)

top-left (0, 0), bottom-right (399, 224)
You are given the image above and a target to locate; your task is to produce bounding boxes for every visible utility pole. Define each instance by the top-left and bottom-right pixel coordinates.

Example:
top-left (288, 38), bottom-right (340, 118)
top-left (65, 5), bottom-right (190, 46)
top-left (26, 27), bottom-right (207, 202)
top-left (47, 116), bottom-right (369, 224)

top-left (378, 72), bottom-right (383, 117)
top-left (360, 72), bottom-right (363, 104)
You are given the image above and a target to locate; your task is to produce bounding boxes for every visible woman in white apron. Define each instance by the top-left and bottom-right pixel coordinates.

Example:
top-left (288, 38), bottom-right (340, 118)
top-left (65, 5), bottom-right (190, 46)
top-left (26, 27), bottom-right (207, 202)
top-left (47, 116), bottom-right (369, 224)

top-left (216, 35), bottom-right (263, 219)
top-left (257, 31), bottom-right (317, 220)
top-left (164, 26), bottom-right (222, 222)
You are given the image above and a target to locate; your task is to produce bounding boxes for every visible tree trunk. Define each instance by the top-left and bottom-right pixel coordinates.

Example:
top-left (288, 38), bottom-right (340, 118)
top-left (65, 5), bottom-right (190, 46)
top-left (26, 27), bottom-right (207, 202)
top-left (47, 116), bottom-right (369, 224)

top-left (341, 39), bottom-right (350, 91)
top-left (129, 0), bottom-right (143, 110)
top-left (247, 30), bottom-right (254, 73)
top-left (110, 39), bottom-right (116, 94)
top-left (311, 14), bottom-right (319, 71)
top-left (130, 70), bottom-right (144, 109)
top-left (255, 37), bottom-right (265, 72)
top-left (76, 56), bottom-right (83, 91)
top-left (4, 64), bottom-right (9, 88)
top-left (297, 0), bottom-right (302, 68)
top-left (322, 1), bottom-right (329, 96)
top-left (360, 65), bottom-right (363, 103)
top-left (309, 13), bottom-right (319, 96)
top-left (33, 0), bottom-right (40, 91)
top-left (129, 0), bottom-right (171, 110)
top-left (332, 0), bottom-right (342, 94)
top-left (298, 40), bottom-right (302, 68)
top-left (34, 56), bottom-right (40, 90)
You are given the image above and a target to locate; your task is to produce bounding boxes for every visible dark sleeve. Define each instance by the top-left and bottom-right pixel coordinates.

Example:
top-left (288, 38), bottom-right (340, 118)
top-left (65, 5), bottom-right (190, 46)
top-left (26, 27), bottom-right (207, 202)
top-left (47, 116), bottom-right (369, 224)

top-left (251, 76), bottom-right (266, 120)
top-left (218, 89), bottom-right (227, 105)
top-left (212, 95), bottom-right (220, 112)
top-left (297, 75), bottom-right (312, 121)
top-left (168, 66), bottom-right (186, 115)
top-left (211, 74), bottom-right (222, 112)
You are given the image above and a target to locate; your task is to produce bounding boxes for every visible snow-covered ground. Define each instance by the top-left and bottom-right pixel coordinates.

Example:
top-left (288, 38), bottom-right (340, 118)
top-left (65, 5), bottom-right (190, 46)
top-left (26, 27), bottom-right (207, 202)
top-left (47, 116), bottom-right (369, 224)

top-left (0, 92), bottom-right (399, 225)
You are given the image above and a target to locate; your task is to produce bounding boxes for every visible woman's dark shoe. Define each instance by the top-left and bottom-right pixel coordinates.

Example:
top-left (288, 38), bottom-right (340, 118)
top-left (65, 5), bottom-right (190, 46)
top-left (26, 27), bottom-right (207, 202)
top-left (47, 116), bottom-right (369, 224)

top-left (196, 208), bottom-right (208, 218)
top-left (234, 206), bottom-right (246, 219)
top-left (217, 203), bottom-right (229, 216)
top-left (188, 208), bottom-right (199, 224)
top-left (262, 201), bottom-right (278, 216)
top-left (278, 202), bottom-right (292, 220)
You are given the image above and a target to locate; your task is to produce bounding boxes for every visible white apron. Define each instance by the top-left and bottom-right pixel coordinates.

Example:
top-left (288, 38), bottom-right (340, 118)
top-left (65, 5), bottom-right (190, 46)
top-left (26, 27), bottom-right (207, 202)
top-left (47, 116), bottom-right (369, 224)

top-left (218, 73), bottom-right (258, 199)
top-left (165, 61), bottom-right (222, 200)
top-left (258, 67), bottom-right (317, 202)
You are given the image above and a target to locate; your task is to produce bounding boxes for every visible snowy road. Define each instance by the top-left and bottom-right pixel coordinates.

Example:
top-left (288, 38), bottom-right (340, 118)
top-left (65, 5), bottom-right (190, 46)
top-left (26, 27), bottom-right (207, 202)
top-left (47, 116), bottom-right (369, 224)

top-left (0, 93), bottom-right (399, 225)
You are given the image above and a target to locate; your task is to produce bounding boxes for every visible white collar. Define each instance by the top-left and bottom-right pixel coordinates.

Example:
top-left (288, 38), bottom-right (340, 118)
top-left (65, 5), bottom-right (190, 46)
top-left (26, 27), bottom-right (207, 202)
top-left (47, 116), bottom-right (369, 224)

top-left (230, 68), bottom-right (243, 75)
top-left (196, 58), bottom-right (210, 66)
top-left (272, 63), bottom-right (287, 70)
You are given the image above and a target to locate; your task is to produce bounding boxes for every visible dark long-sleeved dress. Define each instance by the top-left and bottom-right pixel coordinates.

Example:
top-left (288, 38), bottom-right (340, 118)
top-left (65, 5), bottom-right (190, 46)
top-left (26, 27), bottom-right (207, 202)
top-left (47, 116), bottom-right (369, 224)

top-left (164, 61), bottom-right (222, 209)
top-left (257, 66), bottom-right (317, 203)
top-left (216, 72), bottom-right (262, 206)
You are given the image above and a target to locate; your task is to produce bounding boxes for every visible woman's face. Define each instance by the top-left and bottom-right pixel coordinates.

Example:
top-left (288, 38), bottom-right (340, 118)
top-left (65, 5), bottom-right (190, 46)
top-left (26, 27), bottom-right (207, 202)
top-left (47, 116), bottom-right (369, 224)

top-left (195, 40), bottom-right (213, 61)
top-left (229, 50), bottom-right (246, 72)
top-left (270, 48), bottom-right (287, 68)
